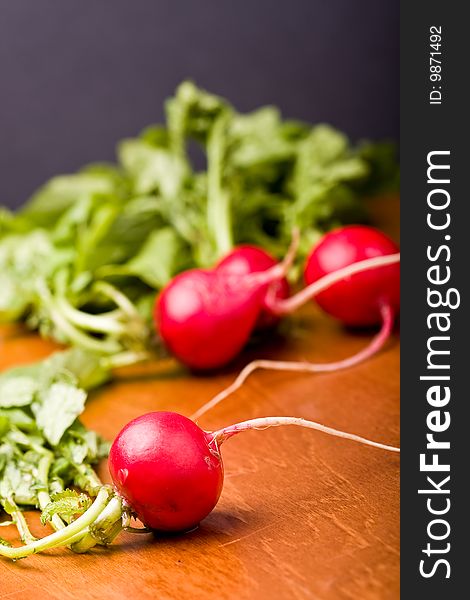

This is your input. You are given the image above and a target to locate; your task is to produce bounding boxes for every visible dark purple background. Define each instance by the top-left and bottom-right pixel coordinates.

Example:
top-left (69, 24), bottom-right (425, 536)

top-left (0, 0), bottom-right (398, 208)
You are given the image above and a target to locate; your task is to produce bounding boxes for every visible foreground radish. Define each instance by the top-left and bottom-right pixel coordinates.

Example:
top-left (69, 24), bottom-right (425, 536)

top-left (216, 245), bottom-right (290, 329)
top-left (109, 412), bottom-right (398, 532)
top-left (109, 412), bottom-right (224, 532)
top-left (0, 411), bottom-right (399, 558)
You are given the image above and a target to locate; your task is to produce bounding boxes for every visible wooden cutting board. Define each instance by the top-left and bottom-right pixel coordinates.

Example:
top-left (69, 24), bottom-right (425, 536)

top-left (0, 196), bottom-right (400, 599)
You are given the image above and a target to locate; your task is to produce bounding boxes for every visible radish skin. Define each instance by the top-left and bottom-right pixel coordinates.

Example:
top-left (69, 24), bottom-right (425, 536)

top-left (109, 412), bottom-right (225, 532)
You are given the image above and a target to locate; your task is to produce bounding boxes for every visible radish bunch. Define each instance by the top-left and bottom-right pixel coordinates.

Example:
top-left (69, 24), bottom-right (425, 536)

top-left (0, 226), bottom-right (401, 560)
top-left (154, 225), bottom-right (400, 371)
top-left (188, 225), bottom-right (400, 419)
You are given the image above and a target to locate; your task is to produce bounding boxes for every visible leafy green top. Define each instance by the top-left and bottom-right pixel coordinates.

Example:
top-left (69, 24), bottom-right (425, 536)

top-left (0, 350), bottom-right (109, 516)
top-left (0, 81), bottom-right (398, 355)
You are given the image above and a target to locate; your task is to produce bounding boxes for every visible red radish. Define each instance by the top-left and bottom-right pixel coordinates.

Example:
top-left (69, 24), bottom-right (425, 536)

top-left (1, 409), bottom-right (399, 558)
top-left (155, 268), bottom-right (264, 370)
top-left (216, 245), bottom-right (290, 329)
top-left (109, 411), bottom-right (399, 533)
top-left (154, 235), bottom-right (298, 370)
top-left (290, 225), bottom-right (400, 327)
top-left (109, 412), bottom-right (224, 531)
top-left (304, 225), bottom-right (400, 326)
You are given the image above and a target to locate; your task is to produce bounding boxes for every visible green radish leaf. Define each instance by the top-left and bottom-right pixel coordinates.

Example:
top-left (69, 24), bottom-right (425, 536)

top-left (118, 139), bottom-right (186, 198)
top-left (123, 227), bottom-right (189, 288)
top-left (0, 461), bottom-right (39, 506)
top-left (32, 383), bottom-right (87, 446)
top-left (40, 489), bottom-right (91, 525)
top-left (58, 421), bottom-right (109, 465)
top-left (0, 377), bottom-right (38, 408)
top-left (42, 349), bottom-right (111, 392)
top-left (21, 172), bottom-right (121, 228)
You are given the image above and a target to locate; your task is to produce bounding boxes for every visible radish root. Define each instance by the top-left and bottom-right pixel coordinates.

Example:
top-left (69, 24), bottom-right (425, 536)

top-left (209, 416), bottom-right (400, 453)
top-left (191, 303), bottom-right (394, 421)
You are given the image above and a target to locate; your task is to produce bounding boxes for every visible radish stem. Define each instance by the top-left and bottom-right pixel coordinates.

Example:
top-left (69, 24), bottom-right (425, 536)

top-left (191, 303), bottom-right (394, 421)
top-left (93, 282), bottom-right (141, 319)
top-left (0, 487), bottom-right (112, 560)
top-left (37, 280), bottom-right (122, 354)
top-left (54, 299), bottom-right (128, 335)
top-left (209, 416), bottom-right (400, 453)
top-left (9, 504), bottom-right (37, 544)
top-left (102, 350), bottom-right (151, 370)
top-left (71, 496), bottom-right (124, 552)
top-left (73, 463), bottom-right (104, 496)
top-left (207, 114), bottom-right (233, 257)
top-left (36, 453), bottom-right (67, 532)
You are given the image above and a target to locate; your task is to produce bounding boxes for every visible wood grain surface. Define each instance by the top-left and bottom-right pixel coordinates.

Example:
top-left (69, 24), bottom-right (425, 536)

top-left (0, 198), bottom-right (400, 600)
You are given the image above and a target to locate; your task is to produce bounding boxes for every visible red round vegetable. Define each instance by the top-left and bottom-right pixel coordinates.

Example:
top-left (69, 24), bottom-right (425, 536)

top-left (154, 268), bottom-right (267, 370)
top-left (109, 411), bottom-right (224, 532)
top-left (109, 411), bottom-right (399, 533)
top-left (216, 245), bottom-right (289, 329)
top-left (304, 225), bottom-right (400, 327)
top-left (0, 407), bottom-right (399, 558)
top-left (154, 238), bottom-right (297, 370)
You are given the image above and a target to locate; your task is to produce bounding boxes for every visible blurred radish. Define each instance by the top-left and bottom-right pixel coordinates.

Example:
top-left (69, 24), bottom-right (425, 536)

top-left (154, 234), bottom-right (298, 370)
top-left (191, 226), bottom-right (400, 419)
top-left (154, 226), bottom-right (399, 372)
top-left (258, 226), bottom-right (400, 330)
top-left (155, 267), bottom-right (262, 370)
top-left (302, 225), bottom-right (400, 326)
